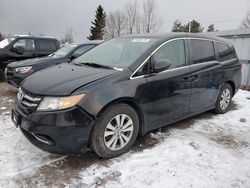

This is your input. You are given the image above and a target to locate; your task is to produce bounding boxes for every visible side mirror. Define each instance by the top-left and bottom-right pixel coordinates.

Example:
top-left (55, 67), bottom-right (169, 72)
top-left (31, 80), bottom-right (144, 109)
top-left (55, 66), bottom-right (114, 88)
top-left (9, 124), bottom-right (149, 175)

top-left (12, 46), bottom-right (24, 55)
top-left (70, 54), bottom-right (79, 60)
top-left (152, 59), bottom-right (171, 73)
top-left (70, 53), bottom-right (80, 60)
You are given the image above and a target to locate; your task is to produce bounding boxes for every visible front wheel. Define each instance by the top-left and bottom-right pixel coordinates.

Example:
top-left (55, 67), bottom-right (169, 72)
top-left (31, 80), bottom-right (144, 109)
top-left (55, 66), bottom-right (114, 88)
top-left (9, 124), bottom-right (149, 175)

top-left (90, 103), bottom-right (139, 158)
top-left (214, 83), bottom-right (233, 114)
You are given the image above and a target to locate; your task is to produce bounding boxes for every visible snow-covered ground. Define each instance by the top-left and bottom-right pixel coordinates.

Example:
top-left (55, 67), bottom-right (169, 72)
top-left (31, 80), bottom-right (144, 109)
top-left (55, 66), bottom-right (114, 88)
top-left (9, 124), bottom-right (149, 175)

top-left (0, 87), bottom-right (250, 188)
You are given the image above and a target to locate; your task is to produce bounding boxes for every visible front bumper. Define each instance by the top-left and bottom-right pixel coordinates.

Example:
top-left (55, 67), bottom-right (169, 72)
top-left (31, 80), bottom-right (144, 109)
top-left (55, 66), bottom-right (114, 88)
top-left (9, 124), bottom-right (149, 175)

top-left (5, 68), bottom-right (28, 88)
top-left (12, 101), bottom-right (95, 154)
top-left (6, 76), bottom-right (23, 88)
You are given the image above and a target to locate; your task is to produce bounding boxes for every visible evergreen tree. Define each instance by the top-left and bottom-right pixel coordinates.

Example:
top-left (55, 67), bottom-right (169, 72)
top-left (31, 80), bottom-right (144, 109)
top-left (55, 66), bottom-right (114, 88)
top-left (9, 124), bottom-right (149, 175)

top-left (172, 20), bottom-right (185, 32)
top-left (207, 24), bottom-right (217, 32)
top-left (88, 5), bottom-right (106, 40)
top-left (172, 19), bottom-right (204, 33)
top-left (186, 20), bottom-right (204, 33)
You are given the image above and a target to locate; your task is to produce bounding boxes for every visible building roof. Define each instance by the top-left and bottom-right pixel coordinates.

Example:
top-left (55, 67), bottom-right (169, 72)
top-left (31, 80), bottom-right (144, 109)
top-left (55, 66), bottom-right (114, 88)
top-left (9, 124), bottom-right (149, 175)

top-left (209, 28), bottom-right (250, 38)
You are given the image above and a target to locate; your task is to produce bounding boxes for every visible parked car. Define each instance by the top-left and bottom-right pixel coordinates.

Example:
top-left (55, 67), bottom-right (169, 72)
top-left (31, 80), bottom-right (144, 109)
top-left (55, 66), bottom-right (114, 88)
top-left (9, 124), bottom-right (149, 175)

top-left (6, 42), bottom-right (100, 88)
top-left (0, 35), bottom-right (60, 82)
top-left (12, 33), bottom-right (242, 158)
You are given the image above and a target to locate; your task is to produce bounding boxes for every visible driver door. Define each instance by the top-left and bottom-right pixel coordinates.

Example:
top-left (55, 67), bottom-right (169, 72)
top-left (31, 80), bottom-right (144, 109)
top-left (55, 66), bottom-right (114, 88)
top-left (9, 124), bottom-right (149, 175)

top-left (145, 39), bottom-right (192, 130)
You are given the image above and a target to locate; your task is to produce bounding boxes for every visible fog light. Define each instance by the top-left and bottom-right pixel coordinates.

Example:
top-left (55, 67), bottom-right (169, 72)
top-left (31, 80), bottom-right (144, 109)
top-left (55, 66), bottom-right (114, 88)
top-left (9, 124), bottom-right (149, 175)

top-left (32, 133), bottom-right (54, 145)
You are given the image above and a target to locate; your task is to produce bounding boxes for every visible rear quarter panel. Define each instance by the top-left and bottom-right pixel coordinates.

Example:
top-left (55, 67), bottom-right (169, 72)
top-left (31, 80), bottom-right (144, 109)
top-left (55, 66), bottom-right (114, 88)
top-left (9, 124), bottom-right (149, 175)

top-left (219, 59), bottom-right (242, 93)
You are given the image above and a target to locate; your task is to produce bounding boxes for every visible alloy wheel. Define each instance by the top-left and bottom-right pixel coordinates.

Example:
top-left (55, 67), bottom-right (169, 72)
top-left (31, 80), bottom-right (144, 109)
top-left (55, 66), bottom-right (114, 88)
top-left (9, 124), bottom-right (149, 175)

top-left (220, 88), bottom-right (231, 110)
top-left (104, 114), bottom-right (134, 151)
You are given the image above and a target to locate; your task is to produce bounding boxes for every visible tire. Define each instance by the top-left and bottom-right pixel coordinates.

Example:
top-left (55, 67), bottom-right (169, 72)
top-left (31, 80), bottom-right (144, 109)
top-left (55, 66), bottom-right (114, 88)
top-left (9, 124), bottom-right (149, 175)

top-left (90, 103), bottom-right (139, 158)
top-left (0, 68), bottom-right (5, 82)
top-left (214, 83), bottom-right (233, 114)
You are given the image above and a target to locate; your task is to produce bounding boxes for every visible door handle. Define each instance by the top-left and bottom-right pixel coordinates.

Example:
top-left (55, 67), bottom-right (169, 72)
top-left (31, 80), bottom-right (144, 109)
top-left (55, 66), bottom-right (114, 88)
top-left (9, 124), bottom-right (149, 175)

top-left (182, 76), bottom-right (192, 82)
top-left (182, 74), bottom-right (200, 82)
top-left (192, 74), bottom-right (200, 81)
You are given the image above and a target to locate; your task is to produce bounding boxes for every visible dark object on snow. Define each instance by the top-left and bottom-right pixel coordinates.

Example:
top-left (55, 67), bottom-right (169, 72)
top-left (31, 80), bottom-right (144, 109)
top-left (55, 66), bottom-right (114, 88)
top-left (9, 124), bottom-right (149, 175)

top-left (239, 118), bottom-right (247, 123)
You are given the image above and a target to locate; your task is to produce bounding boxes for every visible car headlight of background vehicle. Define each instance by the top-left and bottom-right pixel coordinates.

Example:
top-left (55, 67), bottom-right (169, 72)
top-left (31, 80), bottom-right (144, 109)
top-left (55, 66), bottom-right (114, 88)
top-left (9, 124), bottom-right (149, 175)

top-left (37, 94), bottom-right (85, 111)
top-left (15, 66), bottom-right (33, 73)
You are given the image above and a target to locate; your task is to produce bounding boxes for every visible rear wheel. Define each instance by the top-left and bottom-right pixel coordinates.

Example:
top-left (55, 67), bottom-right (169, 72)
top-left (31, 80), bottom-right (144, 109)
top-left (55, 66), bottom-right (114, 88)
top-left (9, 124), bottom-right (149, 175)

top-left (0, 68), bottom-right (5, 82)
top-left (90, 103), bottom-right (139, 158)
top-left (214, 83), bottom-right (233, 114)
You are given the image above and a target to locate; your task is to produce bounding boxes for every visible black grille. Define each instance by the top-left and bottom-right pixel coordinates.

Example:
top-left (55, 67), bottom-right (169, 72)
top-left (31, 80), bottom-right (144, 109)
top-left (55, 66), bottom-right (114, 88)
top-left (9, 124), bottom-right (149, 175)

top-left (17, 88), bottom-right (42, 115)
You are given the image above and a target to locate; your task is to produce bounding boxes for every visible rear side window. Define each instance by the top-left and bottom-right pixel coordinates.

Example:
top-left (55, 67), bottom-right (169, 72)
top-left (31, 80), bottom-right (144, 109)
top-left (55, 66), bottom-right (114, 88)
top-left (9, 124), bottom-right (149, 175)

top-left (190, 39), bottom-right (215, 64)
top-left (216, 42), bottom-right (235, 62)
top-left (38, 39), bottom-right (57, 51)
top-left (153, 39), bottom-right (186, 69)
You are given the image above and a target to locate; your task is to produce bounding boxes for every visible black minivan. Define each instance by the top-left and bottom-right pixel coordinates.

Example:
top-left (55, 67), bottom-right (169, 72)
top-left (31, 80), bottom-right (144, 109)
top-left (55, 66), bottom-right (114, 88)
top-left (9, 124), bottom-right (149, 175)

top-left (12, 33), bottom-right (242, 158)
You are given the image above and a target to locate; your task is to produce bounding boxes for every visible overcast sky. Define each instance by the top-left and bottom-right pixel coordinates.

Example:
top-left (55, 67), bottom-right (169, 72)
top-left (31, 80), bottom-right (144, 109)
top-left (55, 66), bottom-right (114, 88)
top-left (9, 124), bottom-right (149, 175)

top-left (0, 0), bottom-right (249, 42)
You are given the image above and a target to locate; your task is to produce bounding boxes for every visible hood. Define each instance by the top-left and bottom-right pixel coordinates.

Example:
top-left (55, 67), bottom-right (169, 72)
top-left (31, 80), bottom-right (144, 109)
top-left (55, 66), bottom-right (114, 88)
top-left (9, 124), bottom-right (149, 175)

top-left (7, 56), bottom-right (65, 68)
top-left (22, 63), bottom-right (117, 96)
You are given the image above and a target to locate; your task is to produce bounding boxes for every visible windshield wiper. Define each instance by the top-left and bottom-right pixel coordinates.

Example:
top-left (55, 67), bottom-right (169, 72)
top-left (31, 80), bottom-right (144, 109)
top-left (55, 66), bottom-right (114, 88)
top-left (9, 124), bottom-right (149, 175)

top-left (78, 62), bottom-right (113, 69)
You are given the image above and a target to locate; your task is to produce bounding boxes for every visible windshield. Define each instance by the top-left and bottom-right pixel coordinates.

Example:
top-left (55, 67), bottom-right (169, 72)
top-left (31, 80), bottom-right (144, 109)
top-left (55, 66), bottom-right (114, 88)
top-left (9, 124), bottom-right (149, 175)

top-left (0, 38), bottom-right (15, 48)
top-left (74, 38), bottom-right (157, 68)
top-left (51, 44), bottom-right (78, 58)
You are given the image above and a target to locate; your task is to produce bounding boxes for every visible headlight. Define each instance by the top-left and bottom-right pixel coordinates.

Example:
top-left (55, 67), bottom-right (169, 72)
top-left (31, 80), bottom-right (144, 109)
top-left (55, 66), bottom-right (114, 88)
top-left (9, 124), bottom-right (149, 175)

top-left (37, 94), bottom-right (85, 111)
top-left (15, 66), bottom-right (32, 73)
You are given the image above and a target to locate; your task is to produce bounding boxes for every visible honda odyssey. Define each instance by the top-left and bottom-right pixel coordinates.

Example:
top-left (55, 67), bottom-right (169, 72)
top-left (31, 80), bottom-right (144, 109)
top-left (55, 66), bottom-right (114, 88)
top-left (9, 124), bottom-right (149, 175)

top-left (11, 33), bottom-right (242, 158)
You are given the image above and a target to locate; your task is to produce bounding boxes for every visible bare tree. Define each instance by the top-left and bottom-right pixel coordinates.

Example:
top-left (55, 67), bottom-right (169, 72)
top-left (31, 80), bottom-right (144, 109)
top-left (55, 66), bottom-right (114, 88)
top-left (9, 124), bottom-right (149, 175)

top-left (106, 10), bottom-right (127, 38)
top-left (104, 0), bottom-right (163, 37)
top-left (240, 11), bottom-right (250, 29)
top-left (135, 14), bottom-right (142, 34)
top-left (124, 0), bottom-right (140, 34)
top-left (142, 0), bottom-right (162, 33)
top-left (61, 27), bottom-right (74, 44)
top-left (104, 23), bottom-right (115, 39)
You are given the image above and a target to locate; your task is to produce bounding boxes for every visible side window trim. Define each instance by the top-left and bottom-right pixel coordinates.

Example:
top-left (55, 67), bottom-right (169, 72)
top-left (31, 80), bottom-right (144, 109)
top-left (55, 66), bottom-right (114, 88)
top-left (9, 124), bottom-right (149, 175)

top-left (130, 37), bottom-right (231, 79)
top-left (152, 39), bottom-right (187, 68)
top-left (130, 37), bottom-right (187, 79)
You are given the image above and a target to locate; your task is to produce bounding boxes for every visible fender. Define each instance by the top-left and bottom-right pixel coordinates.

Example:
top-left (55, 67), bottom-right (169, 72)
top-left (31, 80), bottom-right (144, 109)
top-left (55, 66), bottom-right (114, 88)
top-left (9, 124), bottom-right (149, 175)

top-left (77, 75), bottom-right (148, 135)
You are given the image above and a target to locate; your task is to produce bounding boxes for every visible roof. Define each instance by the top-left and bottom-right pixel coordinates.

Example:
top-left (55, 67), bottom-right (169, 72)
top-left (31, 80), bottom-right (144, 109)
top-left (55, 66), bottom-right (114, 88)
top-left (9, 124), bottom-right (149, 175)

top-left (62, 41), bottom-right (102, 46)
top-left (81, 40), bottom-right (103, 45)
top-left (121, 32), bottom-right (229, 44)
top-left (13, 35), bottom-right (57, 40)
